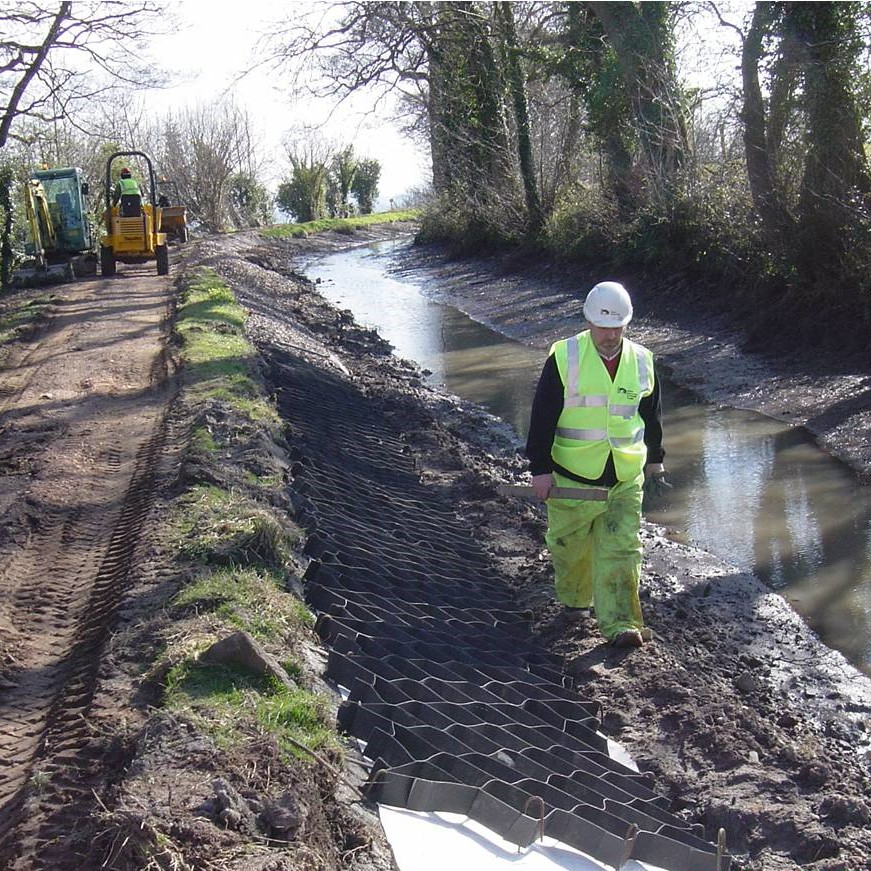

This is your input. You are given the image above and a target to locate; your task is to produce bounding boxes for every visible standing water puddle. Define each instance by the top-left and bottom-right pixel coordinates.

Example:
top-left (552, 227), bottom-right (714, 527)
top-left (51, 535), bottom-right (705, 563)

top-left (305, 239), bottom-right (871, 674)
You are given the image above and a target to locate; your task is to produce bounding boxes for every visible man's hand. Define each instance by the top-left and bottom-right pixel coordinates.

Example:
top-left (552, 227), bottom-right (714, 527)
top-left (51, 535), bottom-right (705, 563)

top-left (531, 473), bottom-right (554, 502)
top-left (643, 463), bottom-right (672, 499)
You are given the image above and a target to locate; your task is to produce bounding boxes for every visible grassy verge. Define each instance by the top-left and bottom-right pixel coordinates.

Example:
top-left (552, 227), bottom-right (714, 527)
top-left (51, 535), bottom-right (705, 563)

top-left (262, 208), bottom-right (421, 239)
top-left (155, 266), bottom-right (339, 762)
top-left (161, 566), bottom-right (333, 758)
top-left (174, 269), bottom-right (279, 422)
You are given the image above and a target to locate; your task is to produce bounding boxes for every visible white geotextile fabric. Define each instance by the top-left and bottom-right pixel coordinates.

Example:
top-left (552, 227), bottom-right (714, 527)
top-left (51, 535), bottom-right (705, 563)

top-left (341, 684), bottom-right (664, 870)
top-left (379, 805), bottom-right (665, 871)
top-left (373, 736), bottom-right (664, 871)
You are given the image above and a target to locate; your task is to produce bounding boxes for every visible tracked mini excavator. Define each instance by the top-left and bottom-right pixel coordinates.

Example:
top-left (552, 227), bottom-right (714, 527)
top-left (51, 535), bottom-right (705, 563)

top-left (11, 166), bottom-right (97, 287)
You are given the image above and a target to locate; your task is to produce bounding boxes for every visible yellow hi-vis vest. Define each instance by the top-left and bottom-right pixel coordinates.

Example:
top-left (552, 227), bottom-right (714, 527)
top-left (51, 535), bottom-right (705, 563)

top-left (117, 177), bottom-right (140, 196)
top-left (550, 331), bottom-right (654, 481)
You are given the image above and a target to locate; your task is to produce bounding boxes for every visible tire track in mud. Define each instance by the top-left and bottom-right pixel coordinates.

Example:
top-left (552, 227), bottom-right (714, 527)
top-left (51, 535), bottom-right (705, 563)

top-left (0, 271), bottom-right (174, 869)
top-left (0, 423), bottom-right (168, 869)
top-left (0, 313), bottom-right (55, 411)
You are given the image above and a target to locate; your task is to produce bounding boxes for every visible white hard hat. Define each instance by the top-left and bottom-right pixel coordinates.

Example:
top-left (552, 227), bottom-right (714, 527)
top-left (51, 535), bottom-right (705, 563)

top-left (583, 281), bottom-right (633, 327)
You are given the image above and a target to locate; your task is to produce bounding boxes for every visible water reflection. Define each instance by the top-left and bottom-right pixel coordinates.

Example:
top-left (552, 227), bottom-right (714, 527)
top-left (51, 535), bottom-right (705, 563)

top-left (305, 241), bottom-right (871, 673)
top-left (305, 244), bottom-right (543, 436)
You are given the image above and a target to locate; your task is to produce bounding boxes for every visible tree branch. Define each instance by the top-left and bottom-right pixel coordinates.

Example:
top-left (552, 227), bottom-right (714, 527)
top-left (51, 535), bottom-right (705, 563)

top-left (0, 1), bottom-right (70, 148)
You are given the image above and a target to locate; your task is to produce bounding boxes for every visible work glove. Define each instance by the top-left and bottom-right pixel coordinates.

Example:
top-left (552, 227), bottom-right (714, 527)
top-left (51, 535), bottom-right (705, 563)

top-left (643, 464), bottom-right (673, 499)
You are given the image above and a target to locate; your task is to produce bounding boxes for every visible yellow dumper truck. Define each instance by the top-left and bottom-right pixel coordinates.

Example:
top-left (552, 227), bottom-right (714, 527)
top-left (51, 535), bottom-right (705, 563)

top-left (157, 179), bottom-right (188, 243)
top-left (100, 150), bottom-right (169, 277)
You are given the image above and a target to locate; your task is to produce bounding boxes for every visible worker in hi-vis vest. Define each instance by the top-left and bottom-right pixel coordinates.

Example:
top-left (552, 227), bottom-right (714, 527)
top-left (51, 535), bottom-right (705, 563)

top-left (525, 281), bottom-right (670, 648)
top-left (111, 167), bottom-right (141, 206)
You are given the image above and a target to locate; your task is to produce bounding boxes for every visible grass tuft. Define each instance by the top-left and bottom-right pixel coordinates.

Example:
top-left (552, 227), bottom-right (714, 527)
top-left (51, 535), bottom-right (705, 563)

top-left (163, 657), bottom-right (338, 758)
top-left (171, 485), bottom-right (298, 569)
top-left (175, 268), bottom-right (279, 424)
top-left (170, 566), bottom-right (313, 640)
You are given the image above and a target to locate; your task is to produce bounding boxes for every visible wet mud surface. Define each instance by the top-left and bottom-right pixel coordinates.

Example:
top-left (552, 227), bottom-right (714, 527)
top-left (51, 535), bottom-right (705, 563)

top-left (0, 225), bottom-right (869, 871)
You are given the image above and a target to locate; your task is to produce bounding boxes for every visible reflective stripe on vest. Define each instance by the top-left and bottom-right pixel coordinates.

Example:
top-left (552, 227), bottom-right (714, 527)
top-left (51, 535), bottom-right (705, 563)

top-left (563, 332), bottom-right (651, 409)
top-left (550, 331), bottom-right (654, 481)
top-left (556, 427), bottom-right (607, 440)
top-left (564, 335), bottom-right (609, 408)
top-left (555, 427), bottom-right (646, 446)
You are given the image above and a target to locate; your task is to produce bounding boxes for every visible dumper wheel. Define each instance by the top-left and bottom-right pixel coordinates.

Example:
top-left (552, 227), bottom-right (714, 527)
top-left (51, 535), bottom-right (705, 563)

top-left (156, 244), bottom-right (169, 276)
top-left (177, 226), bottom-right (188, 244)
top-left (100, 245), bottom-right (116, 277)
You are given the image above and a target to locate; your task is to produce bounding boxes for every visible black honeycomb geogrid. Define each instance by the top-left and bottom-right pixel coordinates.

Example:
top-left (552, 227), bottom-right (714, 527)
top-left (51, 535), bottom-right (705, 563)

top-left (271, 351), bottom-right (730, 871)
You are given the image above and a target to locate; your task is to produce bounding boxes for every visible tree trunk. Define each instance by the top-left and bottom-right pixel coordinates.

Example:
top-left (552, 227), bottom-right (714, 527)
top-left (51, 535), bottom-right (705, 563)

top-left (559, 3), bottom-right (640, 216)
top-left (740, 2), bottom-right (795, 252)
top-left (590, 1), bottom-right (690, 203)
top-left (425, 2), bottom-right (518, 234)
top-left (0, 164), bottom-right (14, 287)
top-left (426, 34), bottom-right (452, 196)
top-left (789, 1), bottom-right (871, 280)
top-left (495, 1), bottom-right (543, 237)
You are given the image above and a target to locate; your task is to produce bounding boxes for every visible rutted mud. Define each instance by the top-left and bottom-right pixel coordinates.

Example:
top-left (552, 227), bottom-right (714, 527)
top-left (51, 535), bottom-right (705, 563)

top-left (0, 267), bottom-right (173, 867)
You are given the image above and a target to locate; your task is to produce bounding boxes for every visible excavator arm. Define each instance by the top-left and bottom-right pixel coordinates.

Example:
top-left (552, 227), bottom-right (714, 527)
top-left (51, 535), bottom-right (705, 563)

top-left (22, 179), bottom-right (58, 268)
top-left (11, 166), bottom-right (97, 287)
top-left (15, 178), bottom-right (74, 285)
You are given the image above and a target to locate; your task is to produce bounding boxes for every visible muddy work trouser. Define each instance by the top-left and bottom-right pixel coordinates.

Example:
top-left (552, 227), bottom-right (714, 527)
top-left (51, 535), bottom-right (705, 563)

top-left (545, 471), bottom-right (644, 640)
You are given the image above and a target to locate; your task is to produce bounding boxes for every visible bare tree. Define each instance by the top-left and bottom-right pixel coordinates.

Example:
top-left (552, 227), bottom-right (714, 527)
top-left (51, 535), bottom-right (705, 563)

top-left (264, 2), bottom-right (431, 109)
top-left (503, 4), bottom-right (597, 216)
top-left (0, 1), bottom-right (167, 150)
top-left (152, 99), bottom-right (264, 232)
top-left (710, 2), bottom-right (795, 256)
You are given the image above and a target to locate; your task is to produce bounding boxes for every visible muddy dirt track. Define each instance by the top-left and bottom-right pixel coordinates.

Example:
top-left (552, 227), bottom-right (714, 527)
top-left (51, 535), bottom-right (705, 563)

top-left (0, 226), bottom-right (870, 871)
top-left (0, 265), bottom-right (173, 865)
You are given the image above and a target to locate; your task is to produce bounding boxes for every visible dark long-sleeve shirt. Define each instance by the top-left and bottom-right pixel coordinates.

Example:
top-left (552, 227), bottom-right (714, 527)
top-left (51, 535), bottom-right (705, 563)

top-left (525, 351), bottom-right (665, 487)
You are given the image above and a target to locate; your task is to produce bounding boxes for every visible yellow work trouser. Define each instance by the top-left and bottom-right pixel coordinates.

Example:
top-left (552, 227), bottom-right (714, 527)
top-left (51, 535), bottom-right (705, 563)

top-left (545, 471), bottom-right (644, 640)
